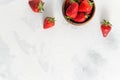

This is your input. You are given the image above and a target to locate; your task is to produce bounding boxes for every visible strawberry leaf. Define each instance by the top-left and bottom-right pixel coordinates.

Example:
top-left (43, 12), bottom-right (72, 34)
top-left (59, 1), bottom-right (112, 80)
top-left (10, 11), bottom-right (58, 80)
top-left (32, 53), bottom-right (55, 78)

top-left (88, 0), bottom-right (93, 7)
top-left (47, 17), bottom-right (55, 23)
top-left (66, 16), bottom-right (71, 21)
top-left (101, 19), bottom-right (112, 26)
top-left (38, 1), bottom-right (44, 12)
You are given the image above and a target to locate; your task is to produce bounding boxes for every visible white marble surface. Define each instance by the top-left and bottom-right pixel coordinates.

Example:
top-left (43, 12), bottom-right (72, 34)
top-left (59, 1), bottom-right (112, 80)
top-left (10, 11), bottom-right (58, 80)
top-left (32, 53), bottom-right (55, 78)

top-left (0, 0), bottom-right (120, 80)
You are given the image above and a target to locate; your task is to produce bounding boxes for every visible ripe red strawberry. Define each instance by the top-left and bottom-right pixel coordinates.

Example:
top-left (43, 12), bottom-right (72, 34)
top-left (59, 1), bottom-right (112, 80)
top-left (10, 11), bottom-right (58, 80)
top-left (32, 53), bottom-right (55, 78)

top-left (29, 0), bottom-right (44, 13)
top-left (43, 17), bottom-right (55, 29)
top-left (101, 20), bottom-right (112, 37)
top-left (66, 1), bottom-right (79, 18)
top-left (78, 0), bottom-right (93, 12)
top-left (73, 13), bottom-right (89, 22)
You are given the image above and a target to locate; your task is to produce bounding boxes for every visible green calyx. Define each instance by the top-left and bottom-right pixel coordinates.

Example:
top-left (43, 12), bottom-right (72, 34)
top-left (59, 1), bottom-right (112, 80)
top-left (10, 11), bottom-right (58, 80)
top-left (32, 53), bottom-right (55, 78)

top-left (70, 0), bottom-right (80, 3)
top-left (47, 17), bottom-right (55, 22)
top-left (101, 19), bottom-right (112, 26)
top-left (66, 16), bottom-right (71, 21)
top-left (88, 0), bottom-right (93, 6)
top-left (85, 14), bottom-right (90, 18)
top-left (70, 0), bottom-right (75, 2)
top-left (38, 1), bottom-right (44, 12)
top-left (75, 0), bottom-right (80, 3)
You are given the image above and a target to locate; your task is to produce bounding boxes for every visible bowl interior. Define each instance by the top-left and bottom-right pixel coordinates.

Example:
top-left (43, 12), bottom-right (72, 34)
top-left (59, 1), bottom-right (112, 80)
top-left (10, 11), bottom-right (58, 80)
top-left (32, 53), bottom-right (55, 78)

top-left (62, 0), bottom-right (95, 26)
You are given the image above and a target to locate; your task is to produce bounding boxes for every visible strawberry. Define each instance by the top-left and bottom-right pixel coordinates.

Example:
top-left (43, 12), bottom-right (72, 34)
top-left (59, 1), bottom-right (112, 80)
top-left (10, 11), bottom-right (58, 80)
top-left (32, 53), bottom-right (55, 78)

top-left (29, 0), bottom-right (44, 13)
top-left (65, 0), bottom-right (81, 8)
top-left (73, 13), bottom-right (89, 22)
top-left (43, 17), bottom-right (55, 29)
top-left (78, 0), bottom-right (93, 12)
top-left (66, 1), bottom-right (79, 19)
top-left (86, 10), bottom-right (92, 14)
top-left (65, 0), bottom-right (71, 9)
top-left (101, 20), bottom-right (112, 37)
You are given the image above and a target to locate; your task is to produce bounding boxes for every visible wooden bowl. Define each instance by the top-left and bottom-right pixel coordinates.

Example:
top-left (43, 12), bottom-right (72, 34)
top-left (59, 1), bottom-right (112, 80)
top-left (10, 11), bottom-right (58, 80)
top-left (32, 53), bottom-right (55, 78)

top-left (62, 0), bottom-right (96, 26)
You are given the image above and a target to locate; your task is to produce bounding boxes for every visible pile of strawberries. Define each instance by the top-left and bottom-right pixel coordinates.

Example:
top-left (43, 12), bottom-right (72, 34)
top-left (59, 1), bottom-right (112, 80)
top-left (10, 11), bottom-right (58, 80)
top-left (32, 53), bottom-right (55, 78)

top-left (28, 0), bottom-right (112, 37)
top-left (65, 0), bottom-right (94, 22)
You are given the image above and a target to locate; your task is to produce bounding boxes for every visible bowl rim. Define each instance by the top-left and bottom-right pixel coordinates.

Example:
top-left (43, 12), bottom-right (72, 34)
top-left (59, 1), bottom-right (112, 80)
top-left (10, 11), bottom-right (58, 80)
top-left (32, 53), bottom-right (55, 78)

top-left (62, 0), bottom-right (96, 26)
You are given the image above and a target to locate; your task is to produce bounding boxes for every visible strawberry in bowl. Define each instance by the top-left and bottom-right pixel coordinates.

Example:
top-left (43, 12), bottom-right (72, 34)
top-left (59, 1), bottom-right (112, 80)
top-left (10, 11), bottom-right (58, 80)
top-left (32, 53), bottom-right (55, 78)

top-left (62, 0), bottom-right (95, 25)
top-left (28, 0), bottom-right (44, 13)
